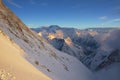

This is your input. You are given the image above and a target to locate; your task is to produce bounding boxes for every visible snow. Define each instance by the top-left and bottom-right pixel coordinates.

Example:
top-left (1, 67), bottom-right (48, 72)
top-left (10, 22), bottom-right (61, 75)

top-left (0, 0), bottom-right (120, 80)
top-left (0, 31), bottom-right (51, 80)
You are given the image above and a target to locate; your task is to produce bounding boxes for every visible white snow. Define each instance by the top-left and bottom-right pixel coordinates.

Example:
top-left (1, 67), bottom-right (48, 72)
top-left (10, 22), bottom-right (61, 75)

top-left (0, 30), bottom-right (51, 80)
top-left (0, 0), bottom-right (120, 80)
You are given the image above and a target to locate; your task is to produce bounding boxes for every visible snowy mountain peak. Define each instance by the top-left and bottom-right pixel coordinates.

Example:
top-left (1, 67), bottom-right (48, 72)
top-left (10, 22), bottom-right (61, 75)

top-left (88, 31), bottom-right (98, 36)
top-left (75, 31), bottom-right (81, 36)
top-left (47, 33), bottom-right (55, 40)
top-left (49, 25), bottom-right (61, 29)
top-left (64, 37), bottom-right (72, 45)
top-left (38, 32), bottom-right (42, 37)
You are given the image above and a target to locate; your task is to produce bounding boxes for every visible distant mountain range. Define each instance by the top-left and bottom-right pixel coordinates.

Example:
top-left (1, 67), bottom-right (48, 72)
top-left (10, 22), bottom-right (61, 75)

top-left (32, 25), bottom-right (120, 70)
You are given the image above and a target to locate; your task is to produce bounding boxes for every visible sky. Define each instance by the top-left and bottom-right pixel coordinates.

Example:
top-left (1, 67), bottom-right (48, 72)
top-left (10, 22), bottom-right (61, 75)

top-left (3, 0), bottom-right (120, 29)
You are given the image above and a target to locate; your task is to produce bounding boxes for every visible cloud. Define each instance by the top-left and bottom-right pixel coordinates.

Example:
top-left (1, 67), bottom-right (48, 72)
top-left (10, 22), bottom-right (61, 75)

top-left (96, 28), bottom-right (120, 51)
top-left (104, 29), bottom-right (120, 50)
top-left (6, 0), bottom-right (22, 8)
top-left (99, 16), bottom-right (107, 20)
top-left (112, 19), bottom-right (120, 22)
top-left (101, 18), bottom-right (120, 26)
top-left (107, 18), bottom-right (120, 24)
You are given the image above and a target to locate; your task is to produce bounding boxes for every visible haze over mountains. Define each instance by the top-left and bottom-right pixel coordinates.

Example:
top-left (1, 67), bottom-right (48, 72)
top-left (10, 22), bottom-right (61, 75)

top-left (0, 0), bottom-right (120, 80)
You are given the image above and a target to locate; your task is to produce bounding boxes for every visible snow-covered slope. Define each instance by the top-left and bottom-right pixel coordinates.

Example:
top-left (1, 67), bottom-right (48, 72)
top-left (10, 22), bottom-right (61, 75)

top-left (0, 30), bottom-right (51, 80)
top-left (0, 0), bottom-right (92, 80)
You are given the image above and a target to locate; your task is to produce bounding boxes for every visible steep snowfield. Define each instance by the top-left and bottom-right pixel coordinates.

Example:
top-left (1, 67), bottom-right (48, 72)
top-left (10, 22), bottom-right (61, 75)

top-left (0, 31), bottom-right (51, 80)
top-left (0, 0), bottom-right (93, 80)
